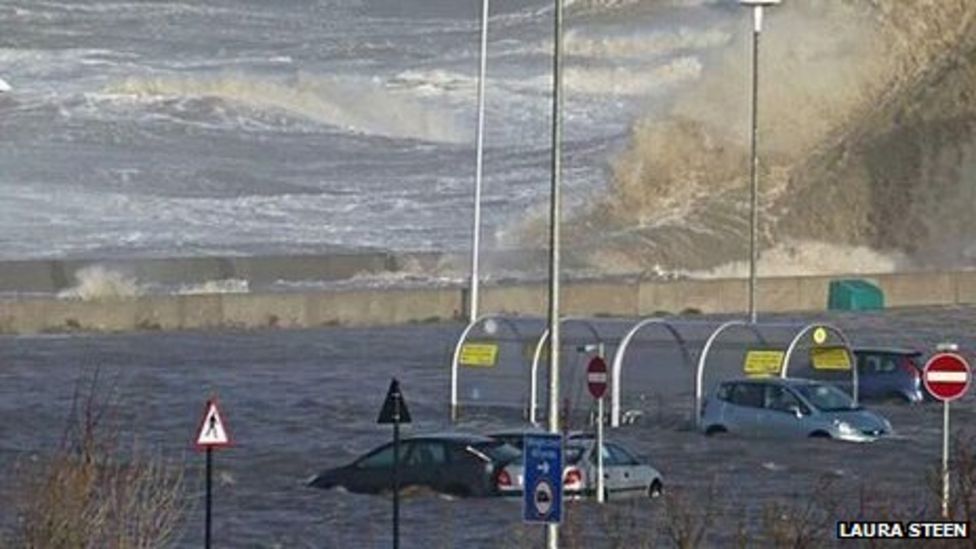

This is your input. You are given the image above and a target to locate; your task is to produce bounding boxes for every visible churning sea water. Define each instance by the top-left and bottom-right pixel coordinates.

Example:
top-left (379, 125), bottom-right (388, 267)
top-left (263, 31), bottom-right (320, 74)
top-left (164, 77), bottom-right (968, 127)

top-left (0, 0), bottom-right (711, 262)
top-left (3, 1), bottom-right (975, 280)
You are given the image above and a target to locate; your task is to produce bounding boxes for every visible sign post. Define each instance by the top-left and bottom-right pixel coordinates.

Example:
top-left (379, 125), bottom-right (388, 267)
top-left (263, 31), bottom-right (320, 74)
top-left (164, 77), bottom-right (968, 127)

top-left (378, 378), bottom-right (411, 549)
top-left (587, 356), bottom-right (608, 503)
top-left (194, 397), bottom-right (232, 549)
top-left (523, 433), bottom-right (563, 525)
top-left (922, 350), bottom-right (971, 519)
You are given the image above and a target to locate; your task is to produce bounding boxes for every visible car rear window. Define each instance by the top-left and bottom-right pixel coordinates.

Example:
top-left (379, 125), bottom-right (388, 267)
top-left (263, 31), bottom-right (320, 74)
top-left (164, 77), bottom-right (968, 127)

top-left (564, 445), bottom-right (585, 464)
top-left (470, 441), bottom-right (520, 463)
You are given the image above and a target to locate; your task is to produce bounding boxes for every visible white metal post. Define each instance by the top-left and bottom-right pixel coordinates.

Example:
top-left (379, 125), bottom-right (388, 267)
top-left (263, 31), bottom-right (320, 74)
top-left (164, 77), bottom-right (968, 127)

top-left (596, 396), bottom-right (604, 503)
top-left (597, 342), bottom-right (605, 503)
top-left (468, 0), bottom-right (490, 323)
top-left (747, 4), bottom-right (762, 324)
top-left (943, 400), bottom-right (950, 519)
top-left (547, 0), bottom-right (564, 543)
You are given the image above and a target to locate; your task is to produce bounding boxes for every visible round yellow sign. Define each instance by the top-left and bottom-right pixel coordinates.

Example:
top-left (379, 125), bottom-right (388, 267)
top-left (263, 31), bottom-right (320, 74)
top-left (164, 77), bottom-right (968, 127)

top-left (812, 327), bottom-right (828, 345)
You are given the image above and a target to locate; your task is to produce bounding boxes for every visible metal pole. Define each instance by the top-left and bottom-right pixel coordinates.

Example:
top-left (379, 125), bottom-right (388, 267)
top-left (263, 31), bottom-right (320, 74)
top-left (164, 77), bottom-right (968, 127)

top-left (205, 447), bottom-right (212, 549)
top-left (393, 394), bottom-right (401, 549)
top-left (943, 400), bottom-right (950, 519)
top-left (596, 396), bottom-right (605, 503)
top-left (469, 0), bottom-right (490, 323)
top-left (596, 342), bottom-right (605, 503)
top-left (546, 0), bottom-right (564, 544)
top-left (748, 5), bottom-right (761, 324)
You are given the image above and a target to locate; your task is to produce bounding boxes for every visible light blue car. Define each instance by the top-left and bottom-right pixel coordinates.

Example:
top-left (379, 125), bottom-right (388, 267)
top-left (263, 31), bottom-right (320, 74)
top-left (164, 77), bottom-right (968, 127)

top-left (701, 377), bottom-right (893, 442)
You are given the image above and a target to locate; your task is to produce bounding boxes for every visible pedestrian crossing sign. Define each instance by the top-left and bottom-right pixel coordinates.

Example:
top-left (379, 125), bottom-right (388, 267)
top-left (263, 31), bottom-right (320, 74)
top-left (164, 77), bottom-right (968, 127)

top-left (195, 398), bottom-right (232, 450)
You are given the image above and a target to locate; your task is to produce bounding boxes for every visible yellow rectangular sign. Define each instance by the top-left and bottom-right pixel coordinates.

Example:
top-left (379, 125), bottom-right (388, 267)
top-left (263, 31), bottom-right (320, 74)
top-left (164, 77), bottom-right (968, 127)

top-left (461, 342), bottom-right (498, 367)
top-left (743, 350), bottom-right (785, 377)
top-left (810, 346), bottom-right (852, 371)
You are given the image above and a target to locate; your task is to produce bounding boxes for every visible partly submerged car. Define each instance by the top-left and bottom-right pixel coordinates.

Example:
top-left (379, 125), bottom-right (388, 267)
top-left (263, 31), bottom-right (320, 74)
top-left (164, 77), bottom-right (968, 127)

top-left (701, 377), bottom-right (892, 442)
top-left (497, 435), bottom-right (663, 500)
top-left (308, 433), bottom-right (520, 497)
top-left (852, 347), bottom-right (926, 404)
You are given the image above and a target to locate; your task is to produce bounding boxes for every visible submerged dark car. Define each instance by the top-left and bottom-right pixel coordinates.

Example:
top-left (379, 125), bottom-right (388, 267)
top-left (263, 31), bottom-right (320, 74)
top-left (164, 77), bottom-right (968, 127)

top-left (853, 348), bottom-right (926, 403)
top-left (308, 433), bottom-right (520, 497)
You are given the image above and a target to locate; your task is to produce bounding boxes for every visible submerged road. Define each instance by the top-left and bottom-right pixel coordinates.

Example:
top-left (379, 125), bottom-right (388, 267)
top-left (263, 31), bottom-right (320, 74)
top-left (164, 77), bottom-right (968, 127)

top-left (1, 306), bottom-right (975, 547)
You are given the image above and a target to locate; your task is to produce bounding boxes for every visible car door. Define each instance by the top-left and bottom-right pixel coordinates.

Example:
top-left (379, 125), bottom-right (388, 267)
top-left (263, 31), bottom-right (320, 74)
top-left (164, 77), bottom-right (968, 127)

top-left (761, 384), bottom-right (810, 437)
top-left (726, 382), bottom-right (765, 435)
top-left (877, 353), bottom-right (904, 397)
top-left (590, 443), bottom-right (621, 496)
top-left (856, 353), bottom-right (888, 398)
top-left (604, 443), bottom-right (644, 496)
top-left (346, 442), bottom-right (397, 493)
top-left (401, 440), bottom-right (446, 491)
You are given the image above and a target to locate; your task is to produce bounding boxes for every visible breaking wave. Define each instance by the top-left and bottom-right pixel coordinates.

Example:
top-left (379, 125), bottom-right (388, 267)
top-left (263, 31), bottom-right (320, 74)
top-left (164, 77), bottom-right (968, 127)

top-left (58, 266), bottom-right (140, 300)
top-left (102, 73), bottom-right (467, 143)
top-left (57, 265), bottom-right (250, 300)
top-left (520, 57), bottom-right (702, 96)
top-left (509, 0), bottom-right (976, 276)
top-left (682, 240), bottom-right (913, 280)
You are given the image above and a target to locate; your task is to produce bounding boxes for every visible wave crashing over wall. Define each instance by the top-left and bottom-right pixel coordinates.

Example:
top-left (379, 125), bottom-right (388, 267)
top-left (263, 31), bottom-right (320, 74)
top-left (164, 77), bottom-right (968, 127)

top-left (509, 0), bottom-right (976, 278)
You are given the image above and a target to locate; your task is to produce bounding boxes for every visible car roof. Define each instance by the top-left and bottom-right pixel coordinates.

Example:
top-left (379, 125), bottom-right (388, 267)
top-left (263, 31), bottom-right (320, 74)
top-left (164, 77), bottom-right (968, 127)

top-left (487, 428), bottom-right (548, 437)
top-left (488, 428), bottom-right (587, 438)
top-left (852, 347), bottom-right (922, 357)
top-left (403, 432), bottom-right (497, 444)
top-left (722, 377), bottom-right (829, 387)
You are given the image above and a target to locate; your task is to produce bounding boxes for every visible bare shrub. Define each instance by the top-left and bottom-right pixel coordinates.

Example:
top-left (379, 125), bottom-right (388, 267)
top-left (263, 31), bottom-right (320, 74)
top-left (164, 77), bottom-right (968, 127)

top-left (661, 483), bottom-right (716, 549)
top-left (758, 476), bottom-right (838, 548)
top-left (595, 499), bottom-right (657, 549)
top-left (15, 371), bottom-right (186, 548)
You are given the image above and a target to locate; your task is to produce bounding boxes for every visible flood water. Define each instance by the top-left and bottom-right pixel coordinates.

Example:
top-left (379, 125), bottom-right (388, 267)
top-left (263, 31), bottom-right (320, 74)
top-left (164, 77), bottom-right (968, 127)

top-left (2, 306), bottom-right (976, 547)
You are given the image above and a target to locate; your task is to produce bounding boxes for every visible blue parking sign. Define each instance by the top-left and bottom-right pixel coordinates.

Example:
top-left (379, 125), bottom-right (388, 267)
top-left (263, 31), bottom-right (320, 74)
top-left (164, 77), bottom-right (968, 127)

top-left (522, 433), bottom-right (563, 524)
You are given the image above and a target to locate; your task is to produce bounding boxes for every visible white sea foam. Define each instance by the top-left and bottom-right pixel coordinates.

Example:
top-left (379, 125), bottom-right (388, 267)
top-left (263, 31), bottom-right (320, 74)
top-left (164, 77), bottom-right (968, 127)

top-left (56, 264), bottom-right (252, 299)
top-left (173, 279), bottom-right (250, 295)
top-left (58, 265), bottom-right (141, 300)
top-left (515, 56), bottom-right (701, 96)
top-left (102, 73), bottom-right (468, 143)
top-left (681, 240), bottom-right (914, 280)
top-left (561, 27), bottom-right (731, 59)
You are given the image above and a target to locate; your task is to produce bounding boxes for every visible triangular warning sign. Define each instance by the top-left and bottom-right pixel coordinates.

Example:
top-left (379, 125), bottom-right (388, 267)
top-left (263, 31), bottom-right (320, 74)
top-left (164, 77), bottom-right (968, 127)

top-left (195, 399), bottom-right (232, 450)
top-left (377, 378), bottom-right (411, 424)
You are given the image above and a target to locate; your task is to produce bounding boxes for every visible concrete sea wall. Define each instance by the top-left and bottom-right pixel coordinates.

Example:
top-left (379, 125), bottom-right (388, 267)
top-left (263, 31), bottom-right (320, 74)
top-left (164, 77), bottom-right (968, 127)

top-left (2, 270), bottom-right (976, 334)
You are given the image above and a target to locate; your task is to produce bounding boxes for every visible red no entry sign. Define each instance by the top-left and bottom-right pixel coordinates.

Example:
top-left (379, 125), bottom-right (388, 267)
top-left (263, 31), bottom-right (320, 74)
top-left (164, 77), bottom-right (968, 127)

top-left (587, 356), bottom-right (608, 399)
top-left (923, 352), bottom-right (971, 402)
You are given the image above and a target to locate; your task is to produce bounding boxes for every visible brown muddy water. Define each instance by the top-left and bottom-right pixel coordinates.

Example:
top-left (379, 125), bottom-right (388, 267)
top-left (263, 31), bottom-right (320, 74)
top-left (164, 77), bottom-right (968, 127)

top-left (2, 306), bottom-right (976, 547)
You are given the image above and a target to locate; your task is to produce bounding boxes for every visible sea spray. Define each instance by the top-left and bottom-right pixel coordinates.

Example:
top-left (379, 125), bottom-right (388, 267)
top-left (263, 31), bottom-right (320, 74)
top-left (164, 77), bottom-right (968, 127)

top-left (507, 0), bottom-right (976, 275)
top-left (58, 265), bottom-right (140, 300)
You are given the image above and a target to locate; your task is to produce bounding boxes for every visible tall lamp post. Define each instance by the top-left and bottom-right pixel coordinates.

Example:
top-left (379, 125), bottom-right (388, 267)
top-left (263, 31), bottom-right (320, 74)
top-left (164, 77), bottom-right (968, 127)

top-left (469, 0), bottom-right (491, 323)
top-left (740, 0), bottom-right (780, 324)
top-left (546, 0), bottom-right (564, 546)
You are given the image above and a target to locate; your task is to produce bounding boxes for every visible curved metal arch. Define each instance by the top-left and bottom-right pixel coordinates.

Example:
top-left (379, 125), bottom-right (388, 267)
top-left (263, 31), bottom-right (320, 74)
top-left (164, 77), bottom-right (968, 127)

top-left (780, 323), bottom-right (858, 405)
top-left (450, 314), bottom-right (525, 422)
top-left (694, 320), bottom-right (766, 428)
top-left (609, 318), bottom-right (690, 427)
top-left (528, 317), bottom-right (604, 426)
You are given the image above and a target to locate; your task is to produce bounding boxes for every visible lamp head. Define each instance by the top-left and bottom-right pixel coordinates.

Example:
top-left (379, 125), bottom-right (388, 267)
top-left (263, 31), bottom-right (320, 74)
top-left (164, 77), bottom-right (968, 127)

top-left (739, 0), bottom-right (781, 5)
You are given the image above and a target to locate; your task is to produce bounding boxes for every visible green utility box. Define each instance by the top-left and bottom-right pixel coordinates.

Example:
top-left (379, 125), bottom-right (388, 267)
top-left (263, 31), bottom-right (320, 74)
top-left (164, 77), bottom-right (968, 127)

top-left (827, 279), bottom-right (885, 311)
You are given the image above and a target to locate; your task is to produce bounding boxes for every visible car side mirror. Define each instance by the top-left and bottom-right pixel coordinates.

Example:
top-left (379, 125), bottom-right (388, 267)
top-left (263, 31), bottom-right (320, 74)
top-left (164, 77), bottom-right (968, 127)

top-left (788, 404), bottom-right (803, 418)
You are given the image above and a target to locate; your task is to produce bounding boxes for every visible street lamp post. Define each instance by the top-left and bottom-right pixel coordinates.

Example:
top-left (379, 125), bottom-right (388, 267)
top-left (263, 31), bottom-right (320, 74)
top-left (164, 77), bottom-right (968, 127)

top-left (546, 0), bottom-right (564, 545)
top-left (740, 0), bottom-right (780, 324)
top-left (468, 0), bottom-right (491, 323)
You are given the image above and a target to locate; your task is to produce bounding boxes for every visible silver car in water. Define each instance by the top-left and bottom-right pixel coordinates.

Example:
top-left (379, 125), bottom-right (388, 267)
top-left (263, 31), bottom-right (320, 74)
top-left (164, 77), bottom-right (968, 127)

top-left (700, 377), bottom-right (893, 442)
top-left (495, 435), bottom-right (663, 500)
